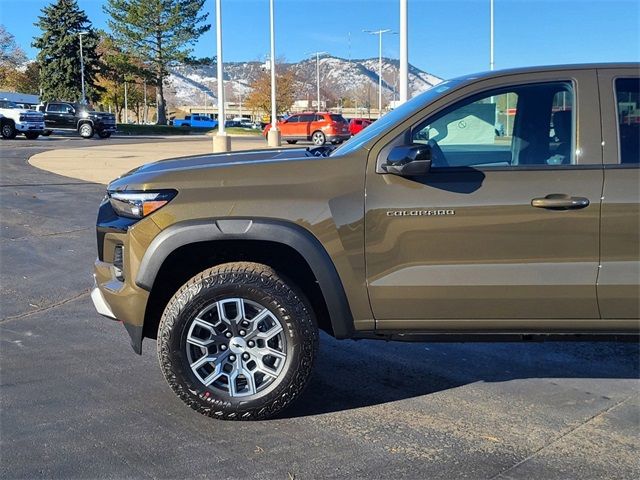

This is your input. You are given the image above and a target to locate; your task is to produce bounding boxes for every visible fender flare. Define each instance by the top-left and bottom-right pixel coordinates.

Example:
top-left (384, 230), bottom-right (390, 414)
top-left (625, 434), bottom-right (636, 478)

top-left (136, 218), bottom-right (355, 338)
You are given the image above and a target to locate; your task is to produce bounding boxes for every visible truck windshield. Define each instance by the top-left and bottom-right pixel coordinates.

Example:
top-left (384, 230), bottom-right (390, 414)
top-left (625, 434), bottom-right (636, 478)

top-left (331, 80), bottom-right (460, 156)
top-left (0, 100), bottom-right (19, 109)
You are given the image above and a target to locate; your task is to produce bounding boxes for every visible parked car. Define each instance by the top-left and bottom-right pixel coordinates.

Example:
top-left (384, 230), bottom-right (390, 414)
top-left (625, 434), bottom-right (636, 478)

top-left (39, 102), bottom-right (116, 139)
top-left (348, 117), bottom-right (372, 136)
top-left (263, 112), bottom-right (350, 145)
top-left (0, 99), bottom-right (45, 139)
top-left (91, 63), bottom-right (639, 421)
top-left (173, 115), bottom-right (218, 129)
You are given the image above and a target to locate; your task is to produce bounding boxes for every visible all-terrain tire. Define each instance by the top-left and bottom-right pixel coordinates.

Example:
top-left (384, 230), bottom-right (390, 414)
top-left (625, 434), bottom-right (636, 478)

top-left (157, 262), bottom-right (319, 421)
top-left (24, 132), bottom-right (40, 140)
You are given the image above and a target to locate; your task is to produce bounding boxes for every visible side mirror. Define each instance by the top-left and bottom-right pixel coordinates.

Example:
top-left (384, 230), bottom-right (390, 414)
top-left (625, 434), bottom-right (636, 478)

top-left (382, 144), bottom-right (432, 176)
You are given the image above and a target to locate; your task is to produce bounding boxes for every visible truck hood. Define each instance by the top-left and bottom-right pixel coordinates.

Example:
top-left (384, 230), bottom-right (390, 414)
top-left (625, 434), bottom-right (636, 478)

top-left (109, 147), bottom-right (312, 189)
top-left (0, 108), bottom-right (44, 120)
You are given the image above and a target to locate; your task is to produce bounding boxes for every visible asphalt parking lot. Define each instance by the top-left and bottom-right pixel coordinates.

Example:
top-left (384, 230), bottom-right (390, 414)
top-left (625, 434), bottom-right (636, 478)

top-left (1, 136), bottom-right (639, 479)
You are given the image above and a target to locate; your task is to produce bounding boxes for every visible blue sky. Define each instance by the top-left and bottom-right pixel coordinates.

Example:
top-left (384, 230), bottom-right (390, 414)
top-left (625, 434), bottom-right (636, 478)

top-left (1, 0), bottom-right (638, 79)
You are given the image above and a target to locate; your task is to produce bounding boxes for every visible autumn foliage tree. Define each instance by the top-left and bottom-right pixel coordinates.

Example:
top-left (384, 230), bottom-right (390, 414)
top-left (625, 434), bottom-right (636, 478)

top-left (245, 68), bottom-right (297, 117)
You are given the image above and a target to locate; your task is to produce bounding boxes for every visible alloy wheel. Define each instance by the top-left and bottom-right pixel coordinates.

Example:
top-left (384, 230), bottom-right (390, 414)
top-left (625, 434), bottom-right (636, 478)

top-left (185, 297), bottom-right (287, 397)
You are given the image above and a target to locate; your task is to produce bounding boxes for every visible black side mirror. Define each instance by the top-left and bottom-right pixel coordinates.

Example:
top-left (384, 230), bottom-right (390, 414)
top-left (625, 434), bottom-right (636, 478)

top-left (382, 144), bottom-right (432, 176)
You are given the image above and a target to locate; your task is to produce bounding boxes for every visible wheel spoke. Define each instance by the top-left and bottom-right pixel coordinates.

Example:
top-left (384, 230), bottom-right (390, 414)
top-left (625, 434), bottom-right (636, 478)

top-left (255, 323), bottom-right (283, 342)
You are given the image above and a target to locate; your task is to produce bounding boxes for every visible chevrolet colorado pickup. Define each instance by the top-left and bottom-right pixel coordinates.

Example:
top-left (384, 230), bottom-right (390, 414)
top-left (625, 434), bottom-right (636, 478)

top-left (39, 101), bottom-right (116, 138)
top-left (92, 64), bottom-right (639, 420)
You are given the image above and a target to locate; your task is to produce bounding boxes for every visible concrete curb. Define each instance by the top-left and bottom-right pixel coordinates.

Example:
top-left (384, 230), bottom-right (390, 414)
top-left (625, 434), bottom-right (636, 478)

top-left (28, 136), bottom-right (269, 185)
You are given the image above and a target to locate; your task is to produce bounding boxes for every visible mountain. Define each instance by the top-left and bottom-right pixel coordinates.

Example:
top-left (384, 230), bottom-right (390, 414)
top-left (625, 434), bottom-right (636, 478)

top-left (166, 55), bottom-right (442, 108)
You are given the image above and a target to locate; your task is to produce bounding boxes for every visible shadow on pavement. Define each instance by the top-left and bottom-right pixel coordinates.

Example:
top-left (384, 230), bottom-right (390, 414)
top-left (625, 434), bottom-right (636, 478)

top-left (281, 335), bottom-right (639, 419)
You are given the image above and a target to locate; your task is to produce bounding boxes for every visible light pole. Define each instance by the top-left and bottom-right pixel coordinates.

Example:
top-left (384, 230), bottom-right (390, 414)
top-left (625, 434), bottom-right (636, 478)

top-left (267, 0), bottom-right (281, 146)
top-left (364, 29), bottom-right (395, 117)
top-left (399, 0), bottom-right (408, 103)
top-left (213, 0), bottom-right (231, 152)
top-left (306, 51), bottom-right (327, 112)
top-left (78, 31), bottom-right (88, 104)
top-left (490, 0), bottom-right (494, 70)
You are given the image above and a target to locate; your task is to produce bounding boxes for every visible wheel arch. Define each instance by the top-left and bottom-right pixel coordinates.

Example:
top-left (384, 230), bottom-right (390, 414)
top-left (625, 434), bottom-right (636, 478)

top-left (137, 218), bottom-right (355, 340)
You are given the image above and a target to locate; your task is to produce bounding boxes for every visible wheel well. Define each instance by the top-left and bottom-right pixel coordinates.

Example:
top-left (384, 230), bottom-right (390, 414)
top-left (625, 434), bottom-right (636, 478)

top-left (142, 240), bottom-right (332, 341)
top-left (77, 120), bottom-right (93, 130)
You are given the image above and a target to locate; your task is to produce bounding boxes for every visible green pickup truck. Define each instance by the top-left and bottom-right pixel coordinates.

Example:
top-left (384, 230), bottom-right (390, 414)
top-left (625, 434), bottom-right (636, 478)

top-left (91, 64), bottom-right (639, 420)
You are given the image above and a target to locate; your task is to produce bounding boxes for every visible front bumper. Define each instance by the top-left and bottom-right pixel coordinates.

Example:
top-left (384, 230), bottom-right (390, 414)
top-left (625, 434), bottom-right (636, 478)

top-left (91, 279), bottom-right (116, 319)
top-left (16, 122), bottom-right (45, 132)
top-left (98, 123), bottom-right (117, 133)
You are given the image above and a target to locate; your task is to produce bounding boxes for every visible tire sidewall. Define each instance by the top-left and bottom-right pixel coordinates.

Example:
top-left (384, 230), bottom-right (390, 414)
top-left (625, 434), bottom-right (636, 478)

top-left (1, 122), bottom-right (16, 139)
top-left (79, 123), bottom-right (94, 138)
top-left (158, 266), bottom-right (317, 419)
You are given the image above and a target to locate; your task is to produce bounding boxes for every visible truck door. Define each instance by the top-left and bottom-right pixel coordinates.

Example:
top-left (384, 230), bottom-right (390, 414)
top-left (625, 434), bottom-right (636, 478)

top-left (365, 69), bottom-right (605, 332)
top-left (596, 68), bottom-right (640, 321)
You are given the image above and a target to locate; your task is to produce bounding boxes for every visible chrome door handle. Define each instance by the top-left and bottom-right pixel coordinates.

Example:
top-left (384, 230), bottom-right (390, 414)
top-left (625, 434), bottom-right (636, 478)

top-left (531, 193), bottom-right (590, 210)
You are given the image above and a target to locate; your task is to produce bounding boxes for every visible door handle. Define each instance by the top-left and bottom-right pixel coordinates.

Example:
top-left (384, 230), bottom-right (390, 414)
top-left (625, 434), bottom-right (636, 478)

top-left (531, 193), bottom-right (590, 210)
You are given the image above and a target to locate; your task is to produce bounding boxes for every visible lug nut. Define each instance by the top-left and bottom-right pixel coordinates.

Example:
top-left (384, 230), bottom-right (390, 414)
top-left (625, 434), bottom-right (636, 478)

top-left (239, 329), bottom-right (246, 336)
top-left (247, 340), bottom-right (255, 348)
top-left (225, 332), bottom-right (232, 338)
top-left (242, 353), bottom-right (250, 360)
top-left (229, 355), bottom-right (236, 362)
top-left (220, 344), bottom-right (227, 350)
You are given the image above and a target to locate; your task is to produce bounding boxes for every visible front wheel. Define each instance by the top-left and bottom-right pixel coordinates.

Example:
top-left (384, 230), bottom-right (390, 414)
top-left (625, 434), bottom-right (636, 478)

top-left (24, 132), bottom-right (40, 140)
top-left (79, 123), bottom-right (94, 138)
top-left (311, 130), bottom-right (326, 146)
top-left (1, 122), bottom-right (17, 139)
top-left (157, 262), bottom-right (318, 420)
top-left (97, 131), bottom-right (112, 139)
top-left (42, 130), bottom-right (52, 137)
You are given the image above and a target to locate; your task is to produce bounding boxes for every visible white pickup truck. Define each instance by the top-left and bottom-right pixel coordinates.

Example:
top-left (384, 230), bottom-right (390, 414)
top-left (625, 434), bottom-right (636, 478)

top-left (0, 99), bottom-right (45, 140)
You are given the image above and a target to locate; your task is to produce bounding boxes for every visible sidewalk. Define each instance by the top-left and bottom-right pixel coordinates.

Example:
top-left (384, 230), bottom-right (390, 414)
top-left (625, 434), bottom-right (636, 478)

top-left (29, 136), bottom-right (271, 184)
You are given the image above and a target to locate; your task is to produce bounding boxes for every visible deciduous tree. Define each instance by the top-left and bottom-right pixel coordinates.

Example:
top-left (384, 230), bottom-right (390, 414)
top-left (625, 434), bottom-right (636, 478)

top-left (245, 68), bottom-right (297, 116)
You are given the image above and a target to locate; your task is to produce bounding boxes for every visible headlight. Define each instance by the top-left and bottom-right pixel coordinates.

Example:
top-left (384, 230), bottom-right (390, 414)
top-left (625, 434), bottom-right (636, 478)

top-left (108, 190), bottom-right (177, 219)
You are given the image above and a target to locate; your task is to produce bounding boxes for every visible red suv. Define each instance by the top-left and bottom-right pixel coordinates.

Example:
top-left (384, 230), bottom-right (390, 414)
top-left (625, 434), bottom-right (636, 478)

top-left (263, 112), bottom-right (350, 145)
top-left (348, 117), bottom-right (372, 136)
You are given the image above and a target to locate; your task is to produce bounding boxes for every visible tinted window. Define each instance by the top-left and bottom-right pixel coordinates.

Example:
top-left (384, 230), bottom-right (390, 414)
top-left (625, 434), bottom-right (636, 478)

top-left (330, 114), bottom-right (347, 123)
top-left (299, 114), bottom-right (315, 122)
top-left (615, 78), bottom-right (639, 164)
top-left (47, 103), bottom-right (64, 113)
top-left (286, 115), bottom-right (299, 123)
top-left (412, 82), bottom-right (575, 168)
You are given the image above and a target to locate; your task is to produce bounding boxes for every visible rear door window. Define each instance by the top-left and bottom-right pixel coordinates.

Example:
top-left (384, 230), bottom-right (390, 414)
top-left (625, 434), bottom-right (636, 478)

top-left (299, 114), bottom-right (315, 122)
top-left (615, 78), bottom-right (640, 164)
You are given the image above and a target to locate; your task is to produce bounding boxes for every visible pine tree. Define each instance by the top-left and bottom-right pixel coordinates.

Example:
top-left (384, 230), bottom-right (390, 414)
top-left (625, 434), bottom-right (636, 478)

top-left (104, 0), bottom-right (210, 125)
top-left (33, 0), bottom-right (101, 103)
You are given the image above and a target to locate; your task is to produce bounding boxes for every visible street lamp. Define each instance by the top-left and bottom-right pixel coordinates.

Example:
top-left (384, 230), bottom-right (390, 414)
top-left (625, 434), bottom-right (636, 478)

top-left (490, 0), bottom-right (495, 70)
top-left (363, 29), bottom-right (396, 117)
top-left (399, 0), bottom-right (408, 103)
top-left (267, 0), bottom-right (281, 146)
top-left (306, 51), bottom-right (327, 112)
top-left (78, 31), bottom-right (88, 104)
top-left (213, 0), bottom-right (231, 152)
